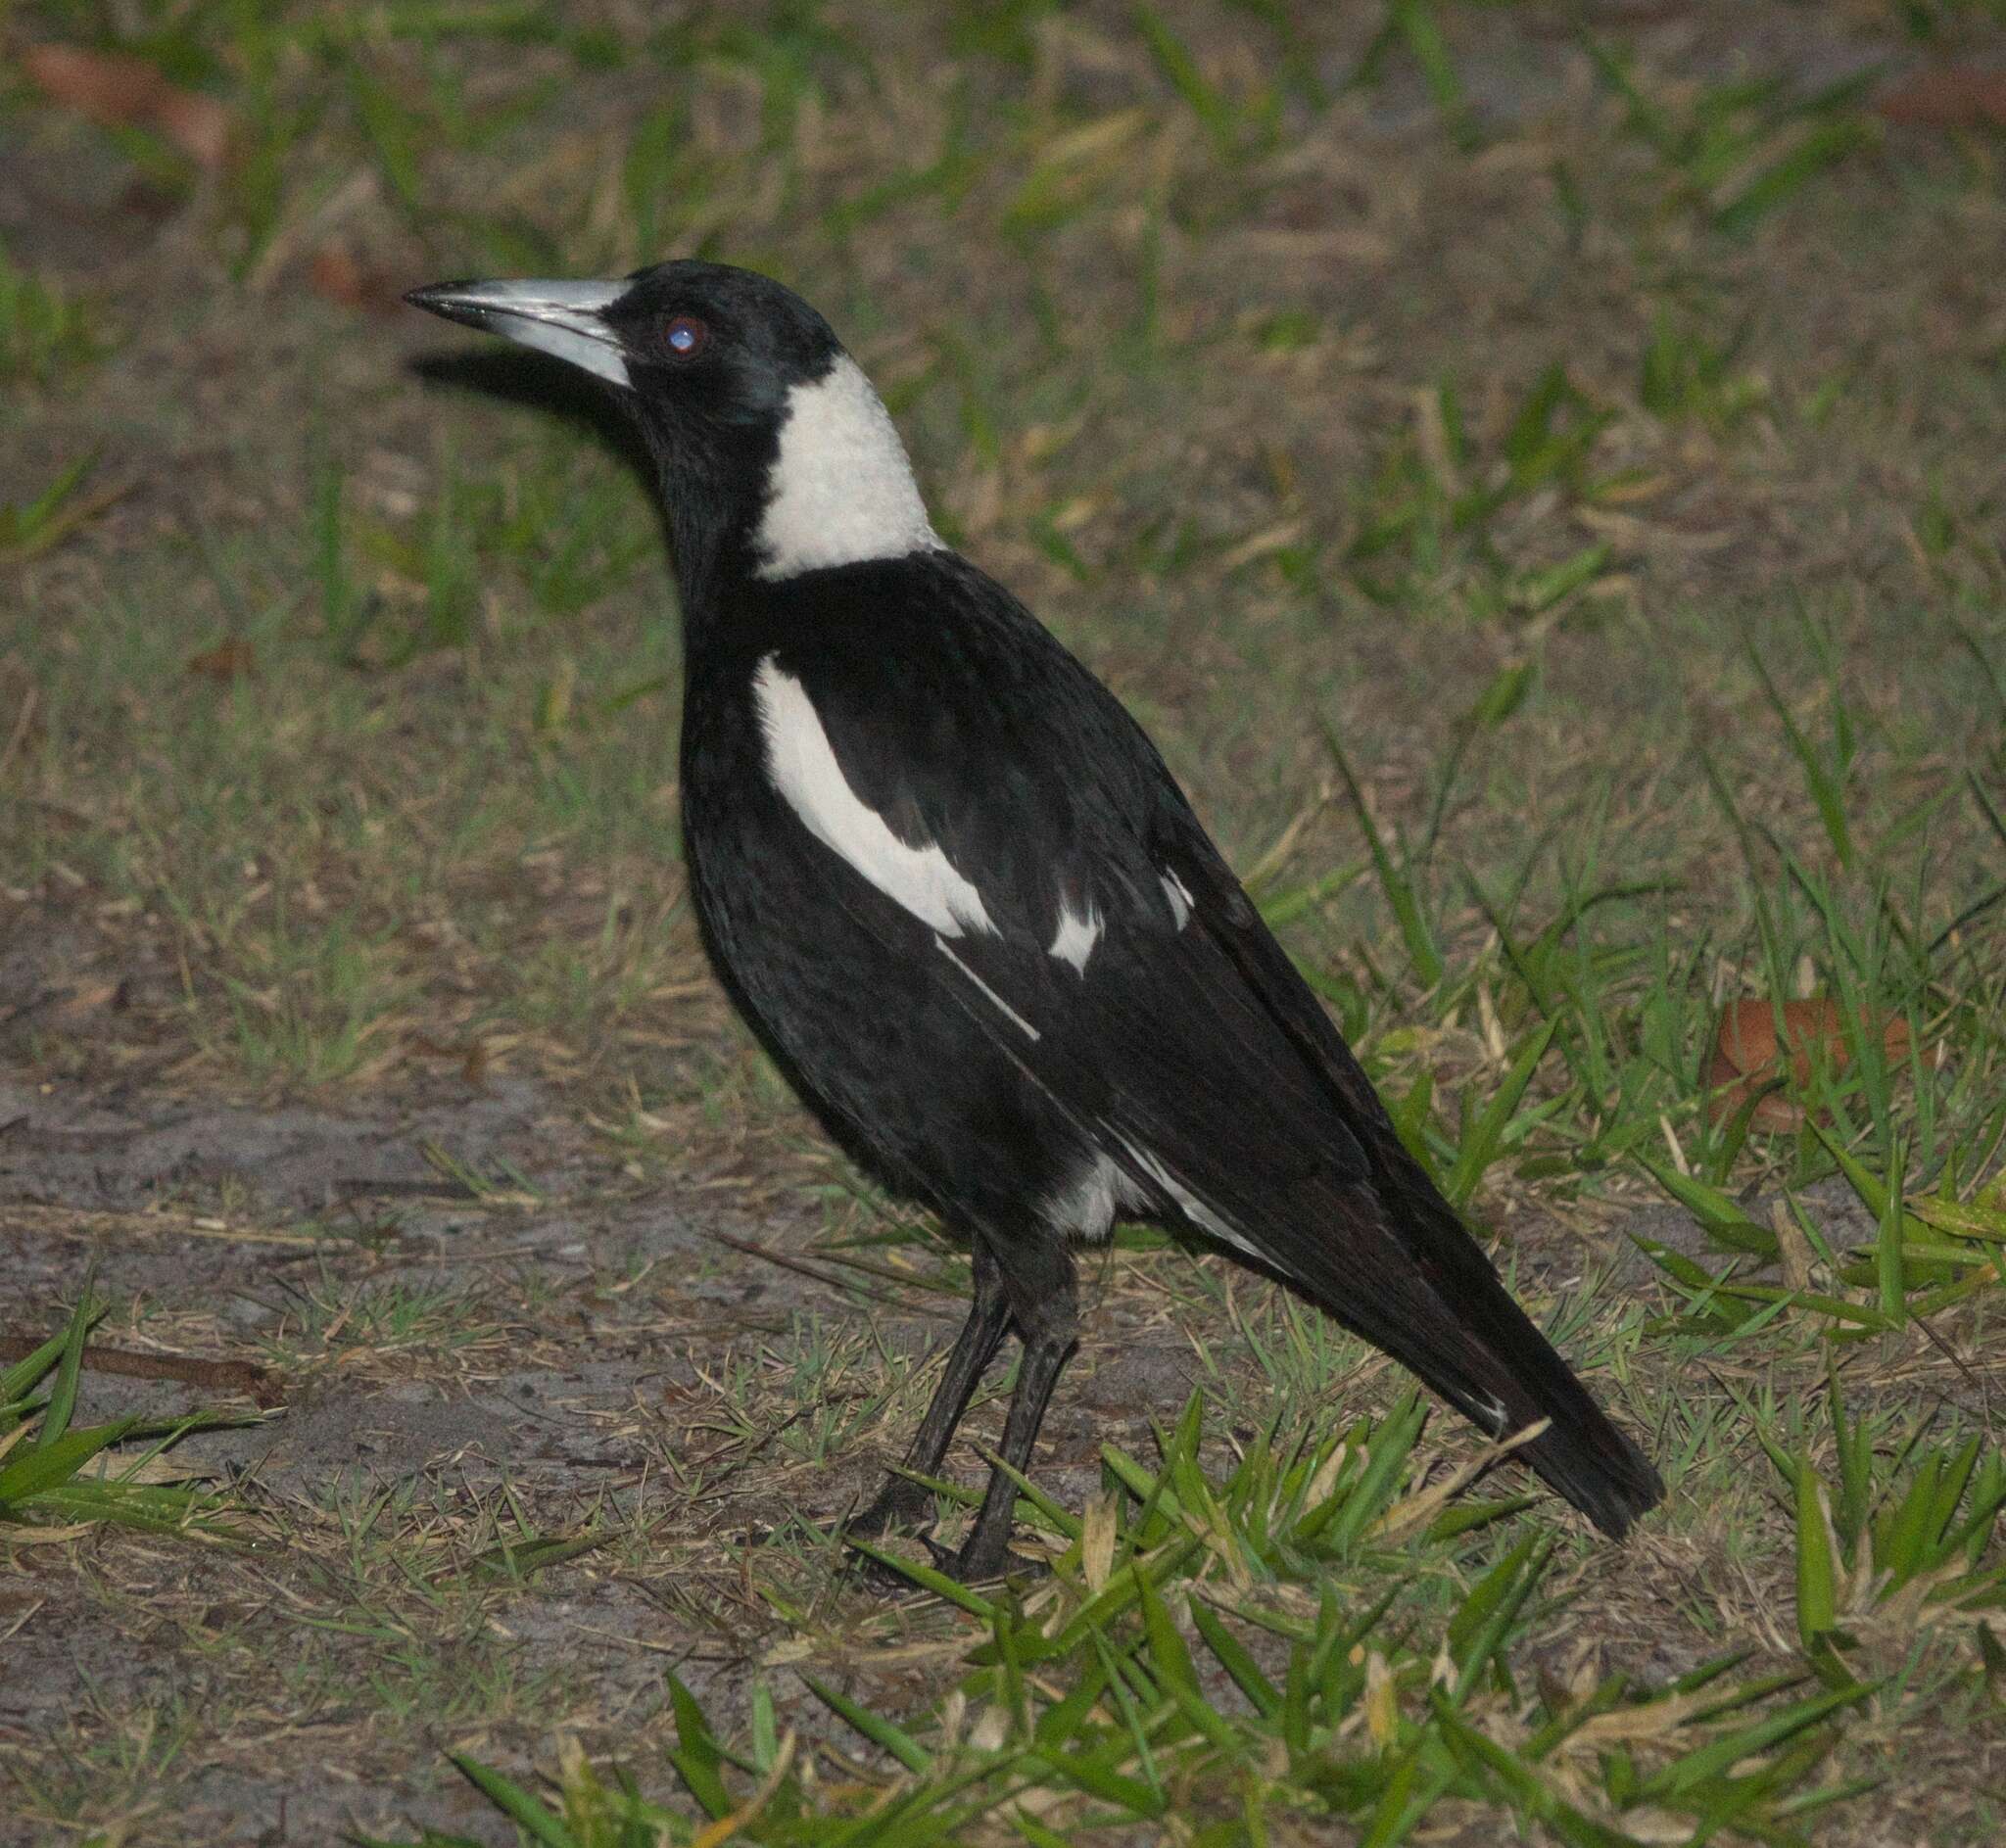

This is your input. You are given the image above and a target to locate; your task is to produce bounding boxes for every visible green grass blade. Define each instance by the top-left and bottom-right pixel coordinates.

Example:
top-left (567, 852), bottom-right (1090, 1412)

top-left (0, 1330), bottom-right (73, 1406)
top-left (1, 1415), bottom-right (140, 1509)
top-left (801, 1672), bottom-right (932, 1773)
top-left (1635, 1156), bottom-right (1778, 1255)
top-left (34, 1273), bottom-right (98, 1451)
top-left (1644, 1681), bottom-right (1871, 1799)
top-left (448, 1754), bottom-right (575, 1848)
top-left (666, 1673), bottom-right (733, 1820)
top-left (1134, 5), bottom-right (1237, 155)
top-left (1745, 642), bottom-right (1852, 869)
top-left (1324, 723), bottom-right (1444, 990)
top-left (1873, 1132), bottom-right (1908, 1318)
top-left (1794, 1459), bottom-right (1838, 1649)
top-left (841, 1535), bottom-right (998, 1618)
top-left (1189, 1598), bottom-right (1280, 1718)
top-left (1446, 1018), bottom-right (1556, 1207)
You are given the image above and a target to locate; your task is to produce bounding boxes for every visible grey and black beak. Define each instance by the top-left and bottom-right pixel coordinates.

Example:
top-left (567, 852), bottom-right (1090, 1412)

top-left (404, 278), bottom-right (632, 387)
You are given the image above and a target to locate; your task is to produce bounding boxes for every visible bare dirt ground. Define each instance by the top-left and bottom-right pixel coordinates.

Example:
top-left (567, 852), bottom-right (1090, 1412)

top-left (0, 1074), bottom-right (1333, 1841)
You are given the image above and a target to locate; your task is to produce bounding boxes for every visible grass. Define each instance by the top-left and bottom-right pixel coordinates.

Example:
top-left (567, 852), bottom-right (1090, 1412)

top-left (386, 1391), bottom-right (1922, 1846)
top-left (0, 239), bottom-right (106, 383)
top-left (0, 1278), bottom-right (255, 1542)
top-left (5, 0), bottom-right (2006, 1841)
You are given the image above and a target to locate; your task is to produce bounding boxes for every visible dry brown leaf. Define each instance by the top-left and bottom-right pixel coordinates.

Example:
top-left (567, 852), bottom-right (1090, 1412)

top-left (185, 637), bottom-right (256, 682)
top-left (1080, 1491), bottom-right (1117, 1594)
top-left (307, 246), bottom-right (406, 317)
top-left (23, 44), bottom-right (231, 170)
top-left (1363, 1649), bottom-right (1399, 1748)
top-left (1877, 67), bottom-right (2006, 130)
top-left (4, 1522), bottom-right (96, 1545)
top-left (1704, 998), bottom-right (1913, 1129)
top-left (89, 1452), bottom-right (221, 1487)
top-left (51, 979), bottom-right (120, 1019)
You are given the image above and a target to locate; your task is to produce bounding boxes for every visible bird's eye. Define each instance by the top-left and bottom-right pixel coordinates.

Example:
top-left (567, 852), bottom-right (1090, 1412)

top-left (662, 315), bottom-right (709, 358)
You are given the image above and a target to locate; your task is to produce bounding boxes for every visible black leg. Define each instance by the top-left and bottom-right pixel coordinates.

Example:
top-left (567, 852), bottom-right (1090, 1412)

top-left (846, 1238), bottom-right (1011, 1539)
top-left (946, 1234), bottom-right (1078, 1582)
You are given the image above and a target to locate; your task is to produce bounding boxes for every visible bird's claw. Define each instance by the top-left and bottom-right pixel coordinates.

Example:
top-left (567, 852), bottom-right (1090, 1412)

top-left (842, 1536), bottom-right (930, 1591)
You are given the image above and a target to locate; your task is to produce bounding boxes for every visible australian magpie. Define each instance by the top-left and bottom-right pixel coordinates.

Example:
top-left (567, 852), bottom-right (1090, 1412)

top-left (405, 261), bottom-right (1663, 1580)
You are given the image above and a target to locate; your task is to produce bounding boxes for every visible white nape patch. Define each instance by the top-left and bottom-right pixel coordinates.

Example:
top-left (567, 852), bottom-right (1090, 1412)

top-left (754, 658), bottom-right (994, 937)
top-left (1161, 870), bottom-right (1194, 931)
top-left (1043, 1152), bottom-right (1144, 1241)
top-left (1048, 900), bottom-right (1103, 974)
top-left (936, 937), bottom-right (1038, 1041)
top-left (1116, 1136), bottom-right (1271, 1266)
top-left (459, 280), bottom-right (630, 388)
top-left (753, 355), bottom-right (940, 580)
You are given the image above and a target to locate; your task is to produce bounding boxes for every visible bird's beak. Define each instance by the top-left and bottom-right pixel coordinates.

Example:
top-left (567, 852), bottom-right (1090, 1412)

top-left (403, 277), bottom-right (632, 388)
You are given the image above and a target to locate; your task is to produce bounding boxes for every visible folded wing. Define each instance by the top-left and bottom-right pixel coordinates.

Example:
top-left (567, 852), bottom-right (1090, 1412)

top-left (755, 574), bottom-right (1662, 1535)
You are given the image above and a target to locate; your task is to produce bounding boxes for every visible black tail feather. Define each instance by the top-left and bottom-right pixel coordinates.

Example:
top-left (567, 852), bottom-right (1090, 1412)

top-left (1252, 1161), bottom-right (1664, 1537)
top-left (1174, 879), bottom-right (1665, 1536)
top-left (1330, 1249), bottom-right (1662, 1536)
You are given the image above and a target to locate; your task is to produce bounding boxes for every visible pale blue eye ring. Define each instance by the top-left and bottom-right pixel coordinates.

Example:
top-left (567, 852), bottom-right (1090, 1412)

top-left (663, 315), bottom-right (708, 357)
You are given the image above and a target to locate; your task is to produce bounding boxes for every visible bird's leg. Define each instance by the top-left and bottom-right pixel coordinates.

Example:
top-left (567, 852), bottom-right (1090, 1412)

top-left (942, 1237), bottom-right (1078, 1583)
top-left (846, 1238), bottom-right (1010, 1540)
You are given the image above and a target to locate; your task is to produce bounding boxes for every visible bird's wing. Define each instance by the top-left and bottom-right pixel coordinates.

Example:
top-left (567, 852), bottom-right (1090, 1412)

top-left (752, 584), bottom-right (1384, 1229)
top-left (756, 569), bottom-right (1661, 1535)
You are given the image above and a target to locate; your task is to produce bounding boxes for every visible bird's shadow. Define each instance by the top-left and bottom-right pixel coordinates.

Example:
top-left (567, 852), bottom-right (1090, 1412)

top-left (406, 349), bottom-right (665, 540)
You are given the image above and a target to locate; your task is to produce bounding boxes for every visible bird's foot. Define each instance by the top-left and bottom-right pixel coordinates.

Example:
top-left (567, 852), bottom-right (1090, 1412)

top-left (841, 1472), bottom-right (933, 1541)
top-left (837, 1473), bottom-right (938, 1588)
top-left (844, 1540), bottom-right (931, 1592)
top-left (916, 1527), bottom-right (1050, 1587)
top-left (842, 1521), bottom-right (1015, 1591)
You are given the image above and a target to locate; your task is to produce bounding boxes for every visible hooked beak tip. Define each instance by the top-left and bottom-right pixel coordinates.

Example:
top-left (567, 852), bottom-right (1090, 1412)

top-left (403, 281), bottom-right (490, 327)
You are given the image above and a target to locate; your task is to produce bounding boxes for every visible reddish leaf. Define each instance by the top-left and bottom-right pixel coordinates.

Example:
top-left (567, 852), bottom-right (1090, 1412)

top-left (1876, 67), bottom-right (2006, 130)
top-left (23, 44), bottom-right (231, 170)
top-left (186, 637), bottom-right (256, 683)
top-left (1705, 999), bottom-right (1913, 1130)
top-left (307, 247), bottom-right (406, 317)
top-left (406, 1034), bottom-right (492, 1085)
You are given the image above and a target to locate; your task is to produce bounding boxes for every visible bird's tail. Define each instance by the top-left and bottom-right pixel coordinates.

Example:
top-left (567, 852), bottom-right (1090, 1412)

top-left (1113, 886), bottom-right (1665, 1534)
top-left (1409, 1263), bottom-right (1663, 1539)
top-left (1268, 1163), bottom-right (1663, 1537)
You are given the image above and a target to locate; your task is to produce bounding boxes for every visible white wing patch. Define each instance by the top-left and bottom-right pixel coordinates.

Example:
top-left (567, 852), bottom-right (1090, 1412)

top-left (1043, 1152), bottom-right (1143, 1240)
top-left (1116, 1135), bottom-right (1272, 1267)
top-left (753, 658), bottom-right (994, 938)
top-left (936, 937), bottom-right (1038, 1040)
top-left (753, 355), bottom-right (941, 580)
top-left (1161, 869), bottom-right (1194, 930)
top-left (1048, 900), bottom-right (1103, 974)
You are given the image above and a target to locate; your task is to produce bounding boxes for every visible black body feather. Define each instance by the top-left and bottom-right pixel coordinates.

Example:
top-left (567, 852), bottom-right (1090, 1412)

top-left (682, 552), bottom-right (1661, 1540)
top-left (406, 260), bottom-right (1663, 1576)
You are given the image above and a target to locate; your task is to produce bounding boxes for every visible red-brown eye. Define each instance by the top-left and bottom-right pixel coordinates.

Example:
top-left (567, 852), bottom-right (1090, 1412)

top-left (662, 315), bottom-right (708, 358)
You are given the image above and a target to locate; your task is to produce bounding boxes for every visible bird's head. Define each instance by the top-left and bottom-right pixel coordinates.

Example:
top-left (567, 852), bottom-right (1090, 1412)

top-left (404, 259), bottom-right (936, 587)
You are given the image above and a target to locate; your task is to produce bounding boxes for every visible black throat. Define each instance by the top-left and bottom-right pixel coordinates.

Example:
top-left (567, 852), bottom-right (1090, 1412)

top-left (635, 412), bottom-right (782, 621)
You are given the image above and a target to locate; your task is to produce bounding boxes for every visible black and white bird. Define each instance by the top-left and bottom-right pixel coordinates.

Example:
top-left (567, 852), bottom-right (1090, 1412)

top-left (405, 261), bottom-right (1663, 1579)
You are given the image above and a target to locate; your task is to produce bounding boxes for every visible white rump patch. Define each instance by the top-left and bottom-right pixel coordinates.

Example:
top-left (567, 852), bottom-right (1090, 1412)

top-left (1044, 1153), bottom-right (1143, 1241)
top-left (1161, 870), bottom-right (1194, 930)
top-left (1048, 900), bottom-right (1103, 974)
top-left (460, 279), bottom-right (631, 387)
top-left (753, 658), bottom-right (993, 937)
top-left (1116, 1136), bottom-right (1270, 1266)
top-left (936, 938), bottom-right (1038, 1041)
top-left (753, 355), bottom-right (940, 580)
